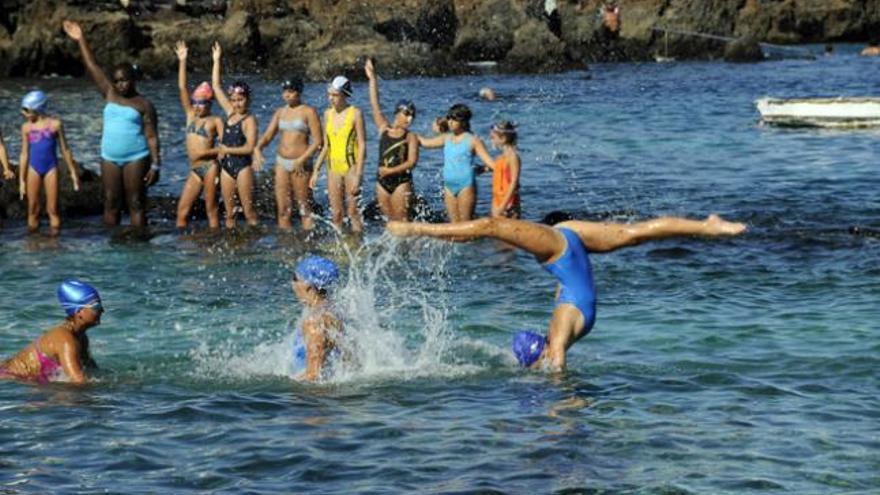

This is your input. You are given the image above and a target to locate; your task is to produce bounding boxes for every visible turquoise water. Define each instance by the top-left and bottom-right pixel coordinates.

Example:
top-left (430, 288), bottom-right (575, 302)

top-left (1, 47), bottom-right (880, 493)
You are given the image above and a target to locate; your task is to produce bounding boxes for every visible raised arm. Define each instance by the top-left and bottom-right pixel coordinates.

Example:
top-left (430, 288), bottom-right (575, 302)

top-left (56, 120), bottom-right (81, 192)
top-left (175, 41), bottom-right (193, 116)
top-left (63, 21), bottom-right (114, 98)
top-left (364, 59), bottom-right (389, 132)
top-left (211, 42), bottom-right (233, 116)
top-left (0, 130), bottom-right (13, 180)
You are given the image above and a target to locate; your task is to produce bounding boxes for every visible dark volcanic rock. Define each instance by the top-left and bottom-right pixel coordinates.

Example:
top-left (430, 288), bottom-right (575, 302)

top-left (724, 36), bottom-right (764, 62)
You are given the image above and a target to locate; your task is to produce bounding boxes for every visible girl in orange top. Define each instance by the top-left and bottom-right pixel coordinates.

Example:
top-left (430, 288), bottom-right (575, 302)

top-left (487, 121), bottom-right (521, 218)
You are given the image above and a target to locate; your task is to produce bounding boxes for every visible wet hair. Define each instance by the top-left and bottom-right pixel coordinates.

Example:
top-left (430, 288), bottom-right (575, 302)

top-left (112, 63), bottom-right (140, 82)
top-left (395, 99), bottom-right (417, 118)
top-left (491, 120), bottom-right (518, 145)
top-left (228, 80), bottom-right (251, 98)
top-left (445, 103), bottom-right (472, 131)
top-left (282, 77), bottom-right (304, 93)
top-left (541, 210), bottom-right (573, 225)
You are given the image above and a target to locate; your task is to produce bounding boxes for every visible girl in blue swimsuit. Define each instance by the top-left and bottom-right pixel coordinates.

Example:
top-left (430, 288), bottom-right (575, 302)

top-left (290, 256), bottom-right (343, 382)
top-left (18, 90), bottom-right (82, 234)
top-left (64, 20), bottom-right (161, 228)
top-left (418, 104), bottom-right (494, 222)
top-left (388, 214), bottom-right (746, 371)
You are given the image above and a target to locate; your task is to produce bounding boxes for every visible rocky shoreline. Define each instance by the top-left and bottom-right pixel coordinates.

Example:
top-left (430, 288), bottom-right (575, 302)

top-left (1, 0), bottom-right (879, 81)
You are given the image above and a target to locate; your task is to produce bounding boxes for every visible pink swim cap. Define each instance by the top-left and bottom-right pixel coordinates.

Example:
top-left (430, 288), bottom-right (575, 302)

top-left (192, 82), bottom-right (214, 101)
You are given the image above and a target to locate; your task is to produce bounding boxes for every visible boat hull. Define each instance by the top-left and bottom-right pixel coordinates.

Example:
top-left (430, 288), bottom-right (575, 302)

top-left (756, 97), bottom-right (880, 128)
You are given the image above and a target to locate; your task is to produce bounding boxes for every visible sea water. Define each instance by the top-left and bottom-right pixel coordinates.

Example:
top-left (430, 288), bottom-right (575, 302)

top-left (0, 45), bottom-right (878, 493)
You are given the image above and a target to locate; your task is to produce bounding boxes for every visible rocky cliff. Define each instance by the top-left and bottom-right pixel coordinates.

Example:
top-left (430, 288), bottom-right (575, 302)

top-left (1, 0), bottom-right (878, 81)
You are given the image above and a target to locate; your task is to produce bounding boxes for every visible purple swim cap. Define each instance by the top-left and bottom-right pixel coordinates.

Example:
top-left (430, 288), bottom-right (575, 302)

top-left (512, 331), bottom-right (545, 367)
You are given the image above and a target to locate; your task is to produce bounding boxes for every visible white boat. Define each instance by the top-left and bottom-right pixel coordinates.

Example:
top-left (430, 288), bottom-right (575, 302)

top-left (756, 97), bottom-right (880, 128)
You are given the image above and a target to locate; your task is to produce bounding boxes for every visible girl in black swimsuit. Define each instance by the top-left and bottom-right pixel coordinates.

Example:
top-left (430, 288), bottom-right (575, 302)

top-left (364, 59), bottom-right (420, 222)
top-left (211, 42), bottom-right (259, 228)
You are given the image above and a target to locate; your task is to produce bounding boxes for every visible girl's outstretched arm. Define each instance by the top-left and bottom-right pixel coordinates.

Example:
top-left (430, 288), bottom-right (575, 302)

top-left (63, 21), bottom-right (113, 98)
top-left (472, 135), bottom-right (494, 171)
top-left (175, 41), bottom-right (193, 116)
top-left (365, 59), bottom-right (389, 132)
top-left (211, 42), bottom-right (233, 116)
top-left (56, 120), bottom-right (81, 192)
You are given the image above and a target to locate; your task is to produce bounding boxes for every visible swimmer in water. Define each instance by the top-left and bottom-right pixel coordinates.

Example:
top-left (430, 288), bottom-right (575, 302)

top-left (63, 20), bottom-right (160, 228)
top-left (860, 38), bottom-right (880, 57)
top-left (289, 256), bottom-right (343, 382)
top-left (485, 120), bottom-right (521, 219)
top-left (211, 42), bottom-right (259, 228)
top-left (0, 280), bottom-right (102, 384)
top-left (364, 58), bottom-right (420, 222)
top-left (174, 41), bottom-right (223, 230)
top-left (18, 90), bottom-right (82, 235)
top-left (255, 77), bottom-right (323, 231)
top-left (418, 104), bottom-right (493, 222)
top-left (310, 76), bottom-right (367, 233)
top-left (388, 214), bottom-right (746, 371)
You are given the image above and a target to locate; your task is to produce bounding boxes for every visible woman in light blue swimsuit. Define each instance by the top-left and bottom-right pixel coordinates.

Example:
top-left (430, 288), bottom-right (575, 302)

top-left (419, 104), bottom-right (493, 222)
top-left (388, 214), bottom-right (746, 371)
top-left (63, 21), bottom-right (160, 228)
top-left (255, 77), bottom-right (323, 231)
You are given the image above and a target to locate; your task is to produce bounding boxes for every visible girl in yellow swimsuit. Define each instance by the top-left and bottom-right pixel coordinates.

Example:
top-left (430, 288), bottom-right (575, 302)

top-left (310, 76), bottom-right (366, 233)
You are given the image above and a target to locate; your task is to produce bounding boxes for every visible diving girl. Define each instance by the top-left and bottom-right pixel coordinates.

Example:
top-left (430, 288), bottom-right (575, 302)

top-left (388, 214), bottom-right (746, 371)
top-left (290, 256), bottom-right (343, 382)
top-left (310, 76), bottom-right (366, 233)
top-left (0, 280), bottom-right (102, 384)
top-left (418, 104), bottom-right (493, 223)
top-left (255, 77), bottom-right (323, 231)
top-left (486, 121), bottom-right (521, 219)
top-left (18, 90), bottom-right (82, 234)
top-left (174, 41), bottom-right (223, 230)
top-left (364, 59), bottom-right (420, 222)
top-left (211, 42), bottom-right (259, 228)
top-left (63, 20), bottom-right (160, 228)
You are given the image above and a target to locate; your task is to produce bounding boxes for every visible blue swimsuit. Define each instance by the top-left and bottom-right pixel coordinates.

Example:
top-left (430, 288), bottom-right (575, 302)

top-left (543, 227), bottom-right (597, 333)
top-left (27, 127), bottom-right (58, 177)
top-left (443, 134), bottom-right (475, 196)
top-left (101, 102), bottom-right (150, 165)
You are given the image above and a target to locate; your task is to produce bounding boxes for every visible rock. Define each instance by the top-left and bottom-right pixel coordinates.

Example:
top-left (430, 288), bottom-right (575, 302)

top-left (502, 18), bottom-right (567, 72)
top-left (724, 36), bottom-right (764, 62)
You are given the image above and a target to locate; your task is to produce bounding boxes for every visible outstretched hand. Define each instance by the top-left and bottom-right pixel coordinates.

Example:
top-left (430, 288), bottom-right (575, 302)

top-left (212, 41), bottom-right (222, 61)
top-left (175, 41), bottom-right (188, 60)
top-left (62, 20), bottom-right (83, 41)
top-left (365, 58), bottom-right (375, 80)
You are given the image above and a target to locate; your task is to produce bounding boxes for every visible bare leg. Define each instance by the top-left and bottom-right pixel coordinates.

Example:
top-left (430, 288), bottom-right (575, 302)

top-left (220, 170), bottom-right (237, 228)
top-left (237, 166), bottom-right (259, 227)
top-left (443, 189), bottom-right (459, 223)
top-left (203, 166), bottom-right (220, 230)
top-left (327, 173), bottom-right (345, 229)
top-left (122, 158), bottom-right (149, 228)
top-left (376, 185), bottom-right (393, 221)
top-left (176, 173), bottom-right (203, 229)
top-left (388, 217), bottom-right (565, 263)
top-left (275, 165), bottom-right (293, 230)
top-left (457, 185), bottom-right (476, 222)
top-left (291, 169), bottom-right (314, 230)
top-left (345, 169), bottom-right (363, 233)
top-left (26, 168), bottom-right (43, 232)
top-left (390, 182), bottom-right (412, 222)
top-left (101, 161), bottom-right (124, 226)
top-left (557, 214), bottom-right (747, 253)
top-left (44, 169), bottom-right (60, 234)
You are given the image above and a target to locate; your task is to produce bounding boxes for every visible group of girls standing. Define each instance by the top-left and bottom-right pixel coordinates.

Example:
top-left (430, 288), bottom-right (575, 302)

top-left (3, 20), bottom-right (522, 235)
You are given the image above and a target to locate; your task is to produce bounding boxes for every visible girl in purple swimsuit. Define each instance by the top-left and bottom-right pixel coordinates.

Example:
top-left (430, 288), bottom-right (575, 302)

top-left (0, 280), bottom-right (102, 384)
top-left (18, 90), bottom-right (82, 235)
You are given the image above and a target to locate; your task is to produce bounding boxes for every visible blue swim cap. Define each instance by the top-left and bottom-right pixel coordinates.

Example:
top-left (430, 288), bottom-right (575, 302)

top-left (512, 331), bottom-right (545, 367)
top-left (295, 256), bottom-right (339, 291)
top-left (57, 279), bottom-right (101, 317)
top-left (22, 90), bottom-right (48, 113)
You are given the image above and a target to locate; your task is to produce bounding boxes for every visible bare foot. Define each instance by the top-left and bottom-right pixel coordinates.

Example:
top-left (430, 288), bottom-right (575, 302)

top-left (705, 214), bottom-right (747, 236)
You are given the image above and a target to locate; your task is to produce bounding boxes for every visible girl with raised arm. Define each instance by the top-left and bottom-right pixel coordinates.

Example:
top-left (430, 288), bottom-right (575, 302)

top-left (63, 20), bottom-right (160, 228)
top-left (388, 214), bottom-right (746, 371)
top-left (254, 77), bottom-right (322, 231)
top-left (418, 104), bottom-right (493, 222)
top-left (18, 90), bottom-right (81, 235)
top-left (174, 41), bottom-right (223, 230)
top-left (364, 59), bottom-right (419, 222)
top-left (309, 76), bottom-right (366, 233)
top-left (211, 42), bottom-right (259, 228)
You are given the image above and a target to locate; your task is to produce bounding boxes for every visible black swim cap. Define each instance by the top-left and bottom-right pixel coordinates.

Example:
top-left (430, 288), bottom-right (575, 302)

top-left (282, 77), bottom-right (304, 92)
top-left (446, 103), bottom-right (472, 123)
top-left (395, 99), bottom-right (416, 117)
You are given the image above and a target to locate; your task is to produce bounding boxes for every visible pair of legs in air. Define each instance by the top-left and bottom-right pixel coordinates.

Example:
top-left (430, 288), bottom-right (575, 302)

top-left (388, 214), bottom-right (746, 370)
